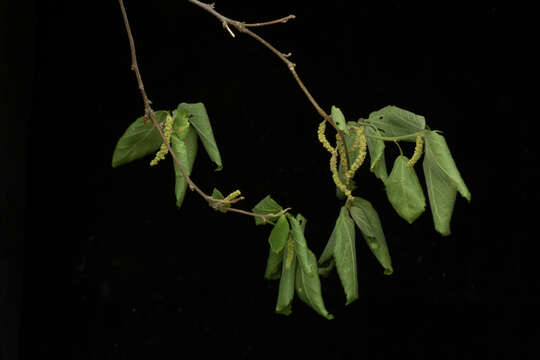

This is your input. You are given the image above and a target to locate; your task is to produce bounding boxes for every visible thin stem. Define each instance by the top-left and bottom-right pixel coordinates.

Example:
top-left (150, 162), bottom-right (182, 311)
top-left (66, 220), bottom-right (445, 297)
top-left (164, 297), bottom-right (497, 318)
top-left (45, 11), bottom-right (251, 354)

top-left (365, 130), bottom-right (427, 142)
top-left (187, 0), bottom-right (337, 130)
top-left (187, 0), bottom-right (352, 183)
top-left (243, 15), bottom-right (296, 27)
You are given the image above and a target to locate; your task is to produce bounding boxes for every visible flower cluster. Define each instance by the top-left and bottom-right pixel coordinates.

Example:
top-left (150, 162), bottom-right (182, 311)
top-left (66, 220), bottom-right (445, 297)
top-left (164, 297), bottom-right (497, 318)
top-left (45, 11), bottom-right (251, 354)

top-left (345, 127), bottom-right (367, 180)
top-left (150, 114), bottom-right (174, 166)
top-left (406, 135), bottom-right (424, 168)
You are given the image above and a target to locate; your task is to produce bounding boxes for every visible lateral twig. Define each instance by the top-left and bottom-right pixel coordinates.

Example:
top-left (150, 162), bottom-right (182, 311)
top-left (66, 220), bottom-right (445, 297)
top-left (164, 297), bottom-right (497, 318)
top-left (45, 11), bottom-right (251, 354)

top-left (117, 0), bottom-right (281, 221)
top-left (187, 0), bottom-right (351, 164)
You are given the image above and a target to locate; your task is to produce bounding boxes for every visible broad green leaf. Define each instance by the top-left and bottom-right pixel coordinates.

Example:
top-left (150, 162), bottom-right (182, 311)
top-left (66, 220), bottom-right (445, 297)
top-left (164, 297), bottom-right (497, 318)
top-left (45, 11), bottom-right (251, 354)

top-left (268, 215), bottom-right (290, 253)
top-left (333, 207), bottom-right (358, 305)
top-left (385, 155), bottom-right (426, 223)
top-left (423, 158), bottom-right (456, 236)
top-left (275, 237), bottom-right (296, 315)
top-left (171, 127), bottom-right (198, 208)
top-left (264, 247), bottom-right (283, 280)
top-left (367, 106), bottom-right (425, 141)
top-left (295, 249), bottom-right (334, 320)
top-left (422, 131), bottom-right (470, 236)
top-left (287, 214), bottom-right (312, 275)
top-left (172, 107), bottom-right (190, 140)
top-left (349, 197), bottom-right (393, 275)
top-left (331, 105), bottom-right (349, 134)
top-left (365, 125), bottom-right (388, 181)
top-left (211, 188), bottom-right (228, 213)
top-left (252, 195), bottom-right (283, 226)
top-left (112, 110), bottom-right (169, 168)
top-left (424, 131), bottom-right (471, 201)
top-left (176, 103), bottom-right (222, 171)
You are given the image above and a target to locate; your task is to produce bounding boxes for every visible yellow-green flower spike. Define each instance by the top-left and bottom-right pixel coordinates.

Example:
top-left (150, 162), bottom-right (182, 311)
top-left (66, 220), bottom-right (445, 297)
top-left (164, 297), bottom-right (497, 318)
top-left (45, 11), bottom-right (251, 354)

top-left (406, 135), bottom-right (424, 168)
top-left (285, 236), bottom-right (295, 269)
top-left (345, 132), bottom-right (367, 180)
top-left (330, 147), bottom-right (352, 200)
top-left (336, 133), bottom-right (348, 176)
top-left (224, 189), bottom-right (242, 202)
top-left (317, 121), bottom-right (334, 154)
top-left (349, 126), bottom-right (364, 152)
top-left (150, 114), bottom-right (174, 166)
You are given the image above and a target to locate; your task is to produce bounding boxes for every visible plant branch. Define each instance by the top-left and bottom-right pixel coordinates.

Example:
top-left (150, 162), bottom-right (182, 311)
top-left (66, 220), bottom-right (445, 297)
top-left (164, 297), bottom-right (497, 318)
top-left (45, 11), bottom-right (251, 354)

top-left (118, 0), bottom-right (282, 221)
top-left (187, 0), bottom-right (352, 177)
top-left (187, 0), bottom-right (336, 130)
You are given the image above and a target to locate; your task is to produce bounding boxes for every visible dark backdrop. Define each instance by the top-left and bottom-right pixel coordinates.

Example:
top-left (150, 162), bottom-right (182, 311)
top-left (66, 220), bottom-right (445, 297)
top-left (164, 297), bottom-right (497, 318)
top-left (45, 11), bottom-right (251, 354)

top-left (2, 1), bottom-right (526, 359)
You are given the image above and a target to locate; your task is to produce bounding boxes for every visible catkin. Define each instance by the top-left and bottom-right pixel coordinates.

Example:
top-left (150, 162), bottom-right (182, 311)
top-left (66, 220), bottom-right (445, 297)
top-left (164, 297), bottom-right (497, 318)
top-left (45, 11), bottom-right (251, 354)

top-left (406, 135), bottom-right (424, 167)
top-left (224, 189), bottom-right (242, 201)
top-left (317, 121), bottom-right (334, 154)
top-left (345, 130), bottom-right (367, 180)
top-left (150, 114), bottom-right (174, 166)
top-left (330, 147), bottom-right (352, 200)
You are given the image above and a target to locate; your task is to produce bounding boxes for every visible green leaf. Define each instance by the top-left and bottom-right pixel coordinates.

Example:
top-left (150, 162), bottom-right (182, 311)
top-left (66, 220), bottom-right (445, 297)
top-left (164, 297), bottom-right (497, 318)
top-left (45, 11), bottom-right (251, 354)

top-left (112, 110), bottom-right (169, 168)
top-left (422, 131), bottom-right (470, 236)
top-left (268, 215), bottom-right (290, 253)
top-left (252, 195), bottom-right (283, 226)
top-left (333, 207), bottom-right (358, 305)
top-left (296, 214), bottom-right (307, 231)
top-left (211, 188), bottom-right (229, 213)
top-left (365, 125), bottom-right (388, 182)
top-left (287, 214), bottom-right (313, 275)
top-left (385, 155), bottom-right (426, 223)
top-left (295, 249), bottom-right (334, 320)
top-left (349, 197), bottom-right (393, 275)
top-left (177, 103), bottom-right (223, 171)
top-left (172, 107), bottom-right (190, 140)
top-left (275, 237), bottom-right (296, 315)
top-left (424, 131), bottom-right (471, 201)
top-left (264, 247), bottom-right (283, 280)
top-left (171, 127), bottom-right (198, 208)
top-left (331, 105), bottom-right (349, 134)
top-left (367, 106), bottom-right (425, 141)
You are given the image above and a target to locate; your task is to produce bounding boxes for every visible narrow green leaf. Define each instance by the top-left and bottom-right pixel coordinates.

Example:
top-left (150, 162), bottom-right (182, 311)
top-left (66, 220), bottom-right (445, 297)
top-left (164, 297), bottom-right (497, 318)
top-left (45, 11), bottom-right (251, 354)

top-left (295, 249), bottom-right (334, 320)
top-left (171, 127), bottom-right (198, 208)
top-left (364, 125), bottom-right (388, 181)
top-left (177, 103), bottom-right (223, 171)
top-left (385, 155), bottom-right (426, 223)
top-left (252, 195), bottom-right (283, 226)
top-left (268, 215), bottom-right (290, 253)
top-left (349, 197), bottom-right (393, 275)
top-left (424, 131), bottom-right (471, 201)
top-left (112, 110), bottom-right (169, 168)
top-left (332, 207), bottom-right (358, 305)
top-left (275, 238), bottom-right (296, 315)
top-left (264, 247), bottom-right (283, 280)
top-left (331, 105), bottom-right (349, 134)
top-left (367, 106), bottom-right (425, 141)
top-left (287, 214), bottom-right (312, 275)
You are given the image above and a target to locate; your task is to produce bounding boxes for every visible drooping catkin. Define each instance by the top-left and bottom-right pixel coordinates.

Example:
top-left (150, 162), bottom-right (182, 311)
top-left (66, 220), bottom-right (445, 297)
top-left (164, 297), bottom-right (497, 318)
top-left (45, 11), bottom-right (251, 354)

top-left (345, 129), bottom-right (367, 180)
top-left (406, 135), bottom-right (424, 167)
top-left (150, 114), bottom-right (174, 166)
top-left (317, 121), bottom-right (334, 154)
top-left (330, 147), bottom-right (352, 200)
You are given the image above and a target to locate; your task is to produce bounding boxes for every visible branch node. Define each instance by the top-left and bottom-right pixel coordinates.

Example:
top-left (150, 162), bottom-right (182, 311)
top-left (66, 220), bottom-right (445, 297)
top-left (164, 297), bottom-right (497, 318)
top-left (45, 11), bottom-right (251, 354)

top-left (223, 22), bottom-right (236, 38)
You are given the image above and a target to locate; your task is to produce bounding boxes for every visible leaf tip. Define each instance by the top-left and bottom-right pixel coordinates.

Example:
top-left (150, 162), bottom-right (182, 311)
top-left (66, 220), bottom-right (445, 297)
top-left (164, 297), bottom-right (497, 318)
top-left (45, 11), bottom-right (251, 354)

top-left (384, 268), bottom-right (393, 276)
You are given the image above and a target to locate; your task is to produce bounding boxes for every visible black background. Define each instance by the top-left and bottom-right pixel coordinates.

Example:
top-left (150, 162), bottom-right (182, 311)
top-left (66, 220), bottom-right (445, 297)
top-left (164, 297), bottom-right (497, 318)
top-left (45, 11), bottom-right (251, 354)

top-left (2, 1), bottom-right (527, 359)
